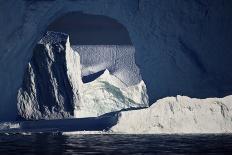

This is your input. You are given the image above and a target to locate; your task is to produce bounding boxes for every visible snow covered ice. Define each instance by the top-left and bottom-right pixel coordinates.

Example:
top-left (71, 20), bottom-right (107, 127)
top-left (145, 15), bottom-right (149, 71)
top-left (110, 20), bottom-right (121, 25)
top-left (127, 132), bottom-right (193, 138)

top-left (110, 95), bottom-right (232, 134)
top-left (75, 69), bottom-right (148, 118)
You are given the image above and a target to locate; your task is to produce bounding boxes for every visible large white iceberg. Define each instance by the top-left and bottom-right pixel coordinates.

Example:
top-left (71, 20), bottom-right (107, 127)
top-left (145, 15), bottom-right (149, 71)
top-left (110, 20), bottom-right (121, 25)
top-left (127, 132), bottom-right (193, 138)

top-left (110, 95), bottom-right (232, 134)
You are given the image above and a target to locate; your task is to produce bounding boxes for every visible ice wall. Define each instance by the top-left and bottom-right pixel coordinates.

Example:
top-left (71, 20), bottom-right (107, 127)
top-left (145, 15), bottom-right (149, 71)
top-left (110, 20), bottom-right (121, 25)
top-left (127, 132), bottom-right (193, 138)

top-left (1, 0), bottom-right (232, 120)
top-left (73, 45), bottom-right (141, 86)
top-left (17, 31), bottom-right (82, 120)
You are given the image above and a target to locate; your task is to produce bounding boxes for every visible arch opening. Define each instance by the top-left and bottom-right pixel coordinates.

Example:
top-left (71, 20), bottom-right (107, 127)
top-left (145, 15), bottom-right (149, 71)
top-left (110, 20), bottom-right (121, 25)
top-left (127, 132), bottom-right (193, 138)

top-left (47, 12), bottom-right (132, 45)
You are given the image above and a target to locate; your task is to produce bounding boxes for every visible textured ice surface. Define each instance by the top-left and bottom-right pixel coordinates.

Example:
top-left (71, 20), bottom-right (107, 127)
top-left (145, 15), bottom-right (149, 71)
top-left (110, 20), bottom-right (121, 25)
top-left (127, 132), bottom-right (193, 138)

top-left (1, 1), bottom-right (232, 120)
top-left (111, 95), bottom-right (232, 134)
top-left (17, 31), bottom-right (82, 120)
top-left (75, 69), bottom-right (148, 118)
top-left (73, 45), bottom-right (141, 86)
top-left (0, 122), bottom-right (20, 130)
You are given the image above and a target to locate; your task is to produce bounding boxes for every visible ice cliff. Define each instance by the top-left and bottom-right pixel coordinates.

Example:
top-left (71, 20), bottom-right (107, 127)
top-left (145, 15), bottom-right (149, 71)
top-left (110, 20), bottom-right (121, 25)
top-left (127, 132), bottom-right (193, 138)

top-left (110, 95), bottom-right (232, 134)
top-left (17, 31), bottom-right (148, 120)
top-left (17, 31), bottom-right (82, 120)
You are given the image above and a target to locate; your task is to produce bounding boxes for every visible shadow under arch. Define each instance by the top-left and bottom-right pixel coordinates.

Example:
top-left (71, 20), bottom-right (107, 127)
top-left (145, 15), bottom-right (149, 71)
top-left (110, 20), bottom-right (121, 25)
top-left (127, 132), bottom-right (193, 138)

top-left (46, 11), bottom-right (132, 45)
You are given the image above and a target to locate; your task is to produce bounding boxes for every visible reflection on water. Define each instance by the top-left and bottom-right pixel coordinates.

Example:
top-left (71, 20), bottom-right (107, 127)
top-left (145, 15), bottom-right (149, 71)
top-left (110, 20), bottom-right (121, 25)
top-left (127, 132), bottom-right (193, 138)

top-left (0, 133), bottom-right (232, 154)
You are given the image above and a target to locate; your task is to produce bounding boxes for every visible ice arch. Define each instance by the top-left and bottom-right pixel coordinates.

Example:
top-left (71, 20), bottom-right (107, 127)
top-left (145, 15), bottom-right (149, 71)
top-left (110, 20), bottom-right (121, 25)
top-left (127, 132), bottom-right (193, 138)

top-left (46, 12), bottom-right (141, 85)
top-left (1, 0), bottom-right (232, 121)
top-left (47, 12), bottom-right (132, 45)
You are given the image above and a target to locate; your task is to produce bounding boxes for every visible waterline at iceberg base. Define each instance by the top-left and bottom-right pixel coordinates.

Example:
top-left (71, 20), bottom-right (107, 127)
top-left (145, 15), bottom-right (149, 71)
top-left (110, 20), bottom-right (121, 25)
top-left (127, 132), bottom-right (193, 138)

top-left (1, 31), bottom-right (232, 134)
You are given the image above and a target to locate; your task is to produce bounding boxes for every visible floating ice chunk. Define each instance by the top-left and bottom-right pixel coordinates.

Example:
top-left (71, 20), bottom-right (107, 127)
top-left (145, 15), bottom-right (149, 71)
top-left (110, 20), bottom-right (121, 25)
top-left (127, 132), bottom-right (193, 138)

top-left (0, 122), bottom-right (20, 130)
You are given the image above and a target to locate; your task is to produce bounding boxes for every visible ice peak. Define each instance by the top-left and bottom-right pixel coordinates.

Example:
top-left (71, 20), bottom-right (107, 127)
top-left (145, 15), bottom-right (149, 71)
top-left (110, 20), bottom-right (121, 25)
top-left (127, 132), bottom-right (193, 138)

top-left (17, 31), bottom-right (82, 120)
top-left (101, 69), bottom-right (110, 76)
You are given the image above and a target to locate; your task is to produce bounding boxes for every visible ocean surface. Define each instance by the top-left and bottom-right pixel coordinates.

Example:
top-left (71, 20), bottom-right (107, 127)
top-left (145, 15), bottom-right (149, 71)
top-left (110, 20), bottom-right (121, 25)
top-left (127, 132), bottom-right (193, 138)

top-left (0, 133), bottom-right (231, 154)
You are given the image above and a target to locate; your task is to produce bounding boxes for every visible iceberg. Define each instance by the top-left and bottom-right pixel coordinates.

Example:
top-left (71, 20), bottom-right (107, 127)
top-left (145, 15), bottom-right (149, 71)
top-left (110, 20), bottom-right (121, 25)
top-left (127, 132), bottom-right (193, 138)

top-left (110, 95), bottom-right (232, 134)
top-left (10, 31), bottom-right (232, 134)
top-left (17, 31), bottom-right (148, 120)
top-left (1, 1), bottom-right (232, 121)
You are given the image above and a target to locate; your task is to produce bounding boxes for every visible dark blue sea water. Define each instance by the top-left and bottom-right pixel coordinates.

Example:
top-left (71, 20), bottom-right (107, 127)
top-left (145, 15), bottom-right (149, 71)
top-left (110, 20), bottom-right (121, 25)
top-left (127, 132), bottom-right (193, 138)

top-left (0, 133), bottom-right (231, 154)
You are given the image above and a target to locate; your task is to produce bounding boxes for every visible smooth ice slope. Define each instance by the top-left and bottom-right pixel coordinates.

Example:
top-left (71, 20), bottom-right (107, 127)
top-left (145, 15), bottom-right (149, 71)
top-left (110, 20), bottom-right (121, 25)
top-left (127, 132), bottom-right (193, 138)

top-left (111, 95), bottom-right (232, 134)
top-left (17, 31), bottom-right (82, 120)
top-left (75, 69), bottom-right (148, 118)
top-left (73, 45), bottom-right (141, 86)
